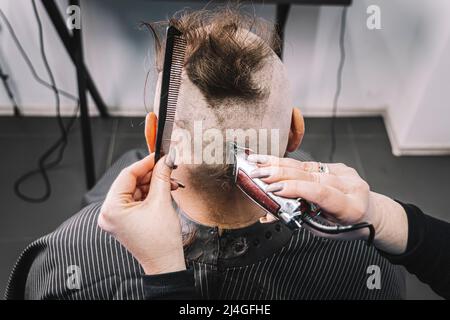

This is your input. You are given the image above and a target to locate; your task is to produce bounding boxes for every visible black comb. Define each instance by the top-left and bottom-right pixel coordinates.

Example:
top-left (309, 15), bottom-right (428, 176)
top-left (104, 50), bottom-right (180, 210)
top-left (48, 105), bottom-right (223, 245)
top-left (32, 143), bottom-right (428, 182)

top-left (155, 26), bottom-right (186, 162)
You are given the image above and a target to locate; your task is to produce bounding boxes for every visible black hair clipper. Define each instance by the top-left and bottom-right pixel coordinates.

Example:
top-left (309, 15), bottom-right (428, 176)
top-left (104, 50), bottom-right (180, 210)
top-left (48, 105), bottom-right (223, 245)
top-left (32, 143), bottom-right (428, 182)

top-left (229, 143), bottom-right (375, 245)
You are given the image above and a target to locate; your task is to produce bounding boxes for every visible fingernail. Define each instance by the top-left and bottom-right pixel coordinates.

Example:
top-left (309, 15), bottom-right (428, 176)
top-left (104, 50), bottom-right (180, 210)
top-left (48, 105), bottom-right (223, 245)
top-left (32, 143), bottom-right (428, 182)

top-left (247, 154), bottom-right (269, 164)
top-left (171, 178), bottom-right (185, 188)
top-left (266, 183), bottom-right (284, 193)
top-left (250, 168), bottom-right (271, 178)
top-left (165, 147), bottom-right (176, 169)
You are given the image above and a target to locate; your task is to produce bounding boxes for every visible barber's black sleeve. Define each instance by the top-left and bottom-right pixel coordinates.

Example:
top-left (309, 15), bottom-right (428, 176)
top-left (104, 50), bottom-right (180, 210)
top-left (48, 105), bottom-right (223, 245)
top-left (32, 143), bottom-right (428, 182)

top-left (143, 269), bottom-right (197, 300)
top-left (379, 202), bottom-right (450, 299)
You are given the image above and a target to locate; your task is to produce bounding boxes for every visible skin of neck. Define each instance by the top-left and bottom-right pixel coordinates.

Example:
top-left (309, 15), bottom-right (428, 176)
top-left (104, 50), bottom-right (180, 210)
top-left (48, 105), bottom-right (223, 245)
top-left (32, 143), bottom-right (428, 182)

top-left (171, 165), bottom-right (266, 230)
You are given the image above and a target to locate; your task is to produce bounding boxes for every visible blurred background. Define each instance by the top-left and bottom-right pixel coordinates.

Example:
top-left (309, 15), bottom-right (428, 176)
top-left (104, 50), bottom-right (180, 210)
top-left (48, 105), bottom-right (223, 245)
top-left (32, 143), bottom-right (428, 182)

top-left (0, 0), bottom-right (449, 299)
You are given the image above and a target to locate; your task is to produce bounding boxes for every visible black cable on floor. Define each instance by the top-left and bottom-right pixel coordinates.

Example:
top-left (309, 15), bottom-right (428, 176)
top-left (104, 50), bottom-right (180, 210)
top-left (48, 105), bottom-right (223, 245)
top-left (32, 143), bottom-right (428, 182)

top-left (329, 7), bottom-right (347, 163)
top-left (0, 3), bottom-right (80, 202)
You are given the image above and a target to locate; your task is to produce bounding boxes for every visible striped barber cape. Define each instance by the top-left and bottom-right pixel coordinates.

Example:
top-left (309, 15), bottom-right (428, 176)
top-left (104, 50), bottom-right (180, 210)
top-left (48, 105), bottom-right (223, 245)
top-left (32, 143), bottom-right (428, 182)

top-left (5, 149), bottom-right (405, 300)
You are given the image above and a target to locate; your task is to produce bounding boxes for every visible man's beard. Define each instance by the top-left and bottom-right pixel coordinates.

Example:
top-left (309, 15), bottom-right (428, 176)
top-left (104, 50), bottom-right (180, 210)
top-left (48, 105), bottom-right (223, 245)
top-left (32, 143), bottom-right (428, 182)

top-left (187, 163), bottom-right (235, 193)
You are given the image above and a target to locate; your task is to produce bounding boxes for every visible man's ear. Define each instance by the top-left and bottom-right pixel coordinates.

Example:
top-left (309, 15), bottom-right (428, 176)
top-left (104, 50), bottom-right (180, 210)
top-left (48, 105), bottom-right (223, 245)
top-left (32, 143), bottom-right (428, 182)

top-left (286, 108), bottom-right (305, 153)
top-left (145, 112), bottom-right (158, 153)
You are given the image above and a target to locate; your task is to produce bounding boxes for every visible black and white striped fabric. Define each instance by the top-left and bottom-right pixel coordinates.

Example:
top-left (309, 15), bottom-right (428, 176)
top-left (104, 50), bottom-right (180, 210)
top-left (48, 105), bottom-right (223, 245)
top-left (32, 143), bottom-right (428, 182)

top-left (5, 149), bottom-right (405, 300)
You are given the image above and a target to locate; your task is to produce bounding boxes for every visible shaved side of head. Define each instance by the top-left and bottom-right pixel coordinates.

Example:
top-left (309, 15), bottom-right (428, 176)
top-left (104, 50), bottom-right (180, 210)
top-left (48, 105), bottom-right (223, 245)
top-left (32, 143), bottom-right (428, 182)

top-left (147, 7), bottom-right (293, 194)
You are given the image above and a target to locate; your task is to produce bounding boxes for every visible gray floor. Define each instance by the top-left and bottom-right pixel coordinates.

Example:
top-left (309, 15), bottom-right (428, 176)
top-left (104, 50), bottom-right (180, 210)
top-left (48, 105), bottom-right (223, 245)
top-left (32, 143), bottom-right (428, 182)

top-left (0, 116), bottom-right (449, 299)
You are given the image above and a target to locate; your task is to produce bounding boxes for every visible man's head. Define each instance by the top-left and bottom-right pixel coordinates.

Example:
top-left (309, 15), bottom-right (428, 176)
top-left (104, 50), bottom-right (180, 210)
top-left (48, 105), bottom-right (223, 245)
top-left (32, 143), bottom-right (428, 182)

top-left (144, 7), bottom-right (304, 189)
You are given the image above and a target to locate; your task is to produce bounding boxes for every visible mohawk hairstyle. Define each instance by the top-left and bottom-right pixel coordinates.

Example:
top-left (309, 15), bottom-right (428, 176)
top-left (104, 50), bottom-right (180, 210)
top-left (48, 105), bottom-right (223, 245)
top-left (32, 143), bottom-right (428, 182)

top-left (143, 6), bottom-right (280, 106)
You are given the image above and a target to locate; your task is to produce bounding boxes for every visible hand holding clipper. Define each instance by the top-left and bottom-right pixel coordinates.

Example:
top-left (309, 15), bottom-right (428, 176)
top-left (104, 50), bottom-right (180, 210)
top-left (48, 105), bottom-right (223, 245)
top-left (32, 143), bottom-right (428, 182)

top-left (230, 143), bottom-right (375, 245)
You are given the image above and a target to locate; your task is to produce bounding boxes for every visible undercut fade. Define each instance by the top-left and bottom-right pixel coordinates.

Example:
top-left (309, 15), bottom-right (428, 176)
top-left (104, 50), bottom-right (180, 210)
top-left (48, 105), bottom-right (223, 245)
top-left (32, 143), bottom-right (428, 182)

top-left (143, 6), bottom-right (280, 106)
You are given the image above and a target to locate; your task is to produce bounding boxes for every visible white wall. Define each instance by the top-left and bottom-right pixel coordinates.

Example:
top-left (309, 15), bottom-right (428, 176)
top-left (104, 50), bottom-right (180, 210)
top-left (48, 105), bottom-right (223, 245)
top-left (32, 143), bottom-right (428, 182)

top-left (0, 0), bottom-right (77, 113)
top-left (375, 0), bottom-right (450, 155)
top-left (0, 0), bottom-right (450, 154)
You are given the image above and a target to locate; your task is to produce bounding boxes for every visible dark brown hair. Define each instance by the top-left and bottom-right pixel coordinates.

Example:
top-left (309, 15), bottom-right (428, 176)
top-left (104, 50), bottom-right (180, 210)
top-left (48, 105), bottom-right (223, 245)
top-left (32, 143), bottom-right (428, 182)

top-left (143, 6), bottom-right (280, 106)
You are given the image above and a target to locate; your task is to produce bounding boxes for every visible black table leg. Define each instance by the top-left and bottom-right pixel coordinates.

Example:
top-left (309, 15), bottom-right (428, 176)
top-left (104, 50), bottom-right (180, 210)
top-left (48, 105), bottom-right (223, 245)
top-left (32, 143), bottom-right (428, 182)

top-left (41, 0), bottom-right (108, 118)
top-left (70, 0), bottom-right (96, 188)
top-left (275, 4), bottom-right (291, 60)
top-left (40, 0), bottom-right (98, 188)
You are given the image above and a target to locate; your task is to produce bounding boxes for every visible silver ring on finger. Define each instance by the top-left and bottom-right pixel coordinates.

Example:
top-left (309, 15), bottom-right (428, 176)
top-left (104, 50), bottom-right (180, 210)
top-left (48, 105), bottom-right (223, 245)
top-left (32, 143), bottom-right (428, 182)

top-left (318, 162), bottom-right (330, 174)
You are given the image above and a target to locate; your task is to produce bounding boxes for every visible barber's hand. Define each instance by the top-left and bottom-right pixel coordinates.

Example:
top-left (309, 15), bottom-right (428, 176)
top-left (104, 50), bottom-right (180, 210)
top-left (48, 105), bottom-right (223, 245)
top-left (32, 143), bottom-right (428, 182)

top-left (98, 152), bottom-right (186, 275)
top-left (248, 155), bottom-right (408, 254)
